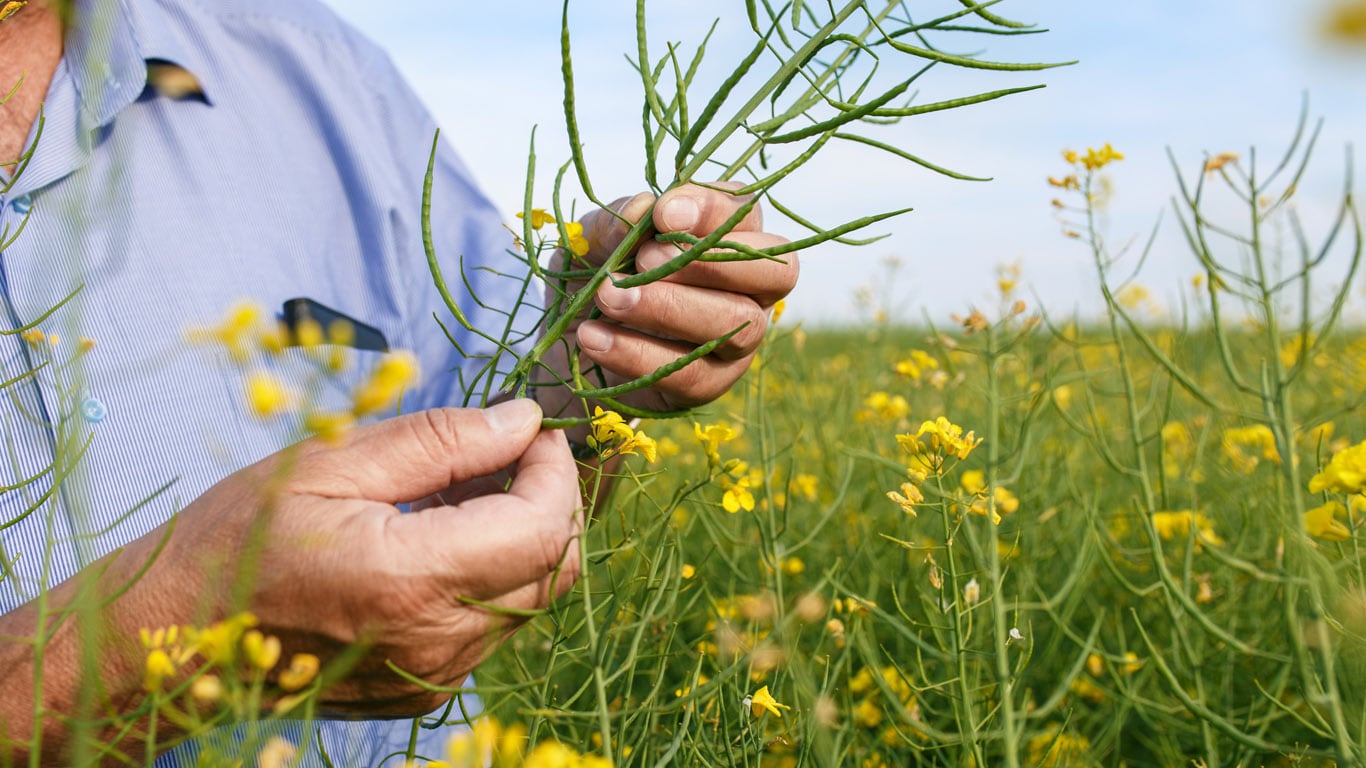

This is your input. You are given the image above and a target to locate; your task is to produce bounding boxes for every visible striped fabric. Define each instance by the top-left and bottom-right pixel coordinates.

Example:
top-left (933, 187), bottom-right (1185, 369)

top-left (0, 0), bottom-right (536, 763)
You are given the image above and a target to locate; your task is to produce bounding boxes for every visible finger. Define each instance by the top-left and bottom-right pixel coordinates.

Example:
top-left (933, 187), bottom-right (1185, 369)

top-left (590, 281), bottom-right (768, 362)
top-left (654, 181), bottom-right (763, 236)
top-left (635, 232), bottom-right (799, 307)
top-left (575, 324), bottom-right (752, 408)
top-left (289, 400), bottom-right (542, 504)
top-left (579, 192), bottom-right (655, 267)
top-left (391, 430), bottom-right (581, 599)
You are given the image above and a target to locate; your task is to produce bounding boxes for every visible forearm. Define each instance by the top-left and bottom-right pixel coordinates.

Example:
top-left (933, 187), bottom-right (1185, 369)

top-left (0, 532), bottom-right (195, 763)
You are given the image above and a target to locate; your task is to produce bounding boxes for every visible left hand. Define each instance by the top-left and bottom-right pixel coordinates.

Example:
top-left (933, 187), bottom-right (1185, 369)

top-left (563, 182), bottom-right (799, 413)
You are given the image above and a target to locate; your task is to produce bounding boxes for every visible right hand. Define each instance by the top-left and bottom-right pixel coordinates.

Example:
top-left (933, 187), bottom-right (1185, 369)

top-left (117, 398), bottom-right (581, 716)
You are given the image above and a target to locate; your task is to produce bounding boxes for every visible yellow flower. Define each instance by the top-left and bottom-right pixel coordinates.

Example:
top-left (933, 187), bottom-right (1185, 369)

top-left (187, 300), bottom-right (268, 362)
top-left (257, 738), bottom-right (298, 768)
top-left (1080, 142), bottom-right (1124, 171)
top-left (680, 564), bottom-right (696, 579)
top-left (1309, 440), bottom-right (1366, 495)
top-left (143, 648), bottom-right (177, 692)
top-left (1204, 151), bottom-right (1239, 173)
top-left (352, 350), bottom-right (420, 416)
top-left (242, 629), bottom-right (282, 671)
top-left (722, 475), bottom-right (755, 513)
top-left (1323, 0), bottom-right (1366, 44)
top-left (516, 208), bottom-right (555, 228)
top-left (966, 486), bottom-right (1019, 525)
top-left (20, 327), bottom-right (47, 346)
top-left (1026, 724), bottom-right (1093, 768)
top-left (856, 391), bottom-right (910, 423)
top-left (897, 417), bottom-right (982, 468)
top-left (694, 421), bottom-right (737, 467)
top-left (893, 350), bottom-right (939, 381)
top-left (792, 473), bottom-right (819, 501)
top-left (305, 409), bottom-right (356, 442)
top-left (748, 685), bottom-right (791, 718)
top-left (245, 371), bottom-right (294, 419)
top-left (1222, 424), bottom-right (1281, 474)
top-left (770, 299), bottom-right (786, 324)
top-left (561, 221), bottom-right (590, 258)
top-left (190, 674), bottom-right (224, 703)
top-left (852, 697), bottom-right (883, 728)
top-left (588, 407), bottom-right (657, 462)
top-left (294, 317), bottom-right (324, 348)
top-left (278, 653), bottom-right (321, 691)
top-left (1086, 653), bottom-right (1104, 677)
top-left (1304, 501), bottom-right (1351, 542)
top-left (886, 481), bottom-right (923, 516)
top-left (0, 2), bottom-right (29, 23)
top-left (1150, 510), bottom-right (1224, 548)
top-left (189, 612), bottom-right (259, 666)
top-left (139, 623), bottom-right (196, 691)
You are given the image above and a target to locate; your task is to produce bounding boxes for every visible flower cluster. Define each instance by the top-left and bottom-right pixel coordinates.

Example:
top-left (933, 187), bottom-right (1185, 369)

top-left (694, 420), bottom-right (738, 469)
top-left (896, 417), bottom-right (982, 473)
top-left (1150, 510), bottom-right (1225, 549)
top-left (587, 407), bottom-right (658, 462)
top-left (138, 612), bottom-right (320, 715)
top-left (517, 208), bottom-right (590, 258)
top-left (188, 300), bottom-right (420, 441)
top-left (856, 391), bottom-right (910, 424)
top-left (1221, 424), bottom-right (1280, 474)
top-left (418, 717), bottom-right (612, 768)
top-left (958, 470), bottom-right (1020, 525)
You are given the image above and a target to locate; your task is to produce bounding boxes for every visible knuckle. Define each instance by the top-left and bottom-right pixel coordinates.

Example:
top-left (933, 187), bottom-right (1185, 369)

top-left (734, 303), bottom-right (768, 349)
top-left (535, 518), bottom-right (575, 580)
top-left (413, 408), bottom-right (466, 467)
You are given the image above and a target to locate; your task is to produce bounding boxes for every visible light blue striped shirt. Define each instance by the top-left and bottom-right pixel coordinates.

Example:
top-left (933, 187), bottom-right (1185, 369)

top-left (0, 0), bottom-right (532, 763)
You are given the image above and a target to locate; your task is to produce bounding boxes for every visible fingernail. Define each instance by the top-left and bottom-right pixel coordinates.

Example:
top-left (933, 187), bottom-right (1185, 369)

top-left (597, 283), bottom-right (640, 312)
top-left (577, 321), bottom-right (612, 354)
top-left (660, 197), bottom-right (700, 232)
top-left (485, 398), bottom-right (541, 434)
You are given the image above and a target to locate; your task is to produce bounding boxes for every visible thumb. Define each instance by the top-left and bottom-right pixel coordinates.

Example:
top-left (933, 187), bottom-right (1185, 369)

top-left (288, 399), bottom-right (544, 504)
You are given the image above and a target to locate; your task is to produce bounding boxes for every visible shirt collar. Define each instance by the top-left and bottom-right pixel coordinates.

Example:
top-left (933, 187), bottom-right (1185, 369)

top-left (65, 0), bottom-right (213, 132)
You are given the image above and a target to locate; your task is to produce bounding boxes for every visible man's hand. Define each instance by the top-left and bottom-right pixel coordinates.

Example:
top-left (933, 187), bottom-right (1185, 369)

top-left (566, 182), bottom-right (799, 412)
top-left (161, 399), bottom-right (581, 715)
top-left (0, 399), bottom-right (581, 760)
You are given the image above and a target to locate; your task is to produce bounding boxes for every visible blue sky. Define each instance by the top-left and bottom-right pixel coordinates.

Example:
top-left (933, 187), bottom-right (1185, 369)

top-left (326, 1), bottom-right (1366, 325)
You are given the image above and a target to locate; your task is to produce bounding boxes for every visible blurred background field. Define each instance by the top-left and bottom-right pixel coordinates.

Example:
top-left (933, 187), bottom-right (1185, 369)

top-left (459, 109), bottom-right (1366, 763)
top-left (476, 306), bottom-right (1366, 765)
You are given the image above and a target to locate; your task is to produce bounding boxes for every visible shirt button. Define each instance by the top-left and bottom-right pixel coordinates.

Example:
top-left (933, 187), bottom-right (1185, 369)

top-left (80, 396), bottom-right (107, 424)
top-left (11, 194), bottom-right (32, 215)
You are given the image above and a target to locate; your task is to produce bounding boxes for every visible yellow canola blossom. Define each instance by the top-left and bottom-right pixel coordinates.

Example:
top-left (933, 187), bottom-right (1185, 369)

top-left (588, 407), bottom-right (658, 462)
top-left (1304, 501), bottom-right (1352, 542)
top-left (893, 350), bottom-right (939, 381)
top-left (1150, 510), bottom-right (1225, 548)
top-left (1222, 424), bottom-right (1280, 474)
top-left (561, 221), bottom-right (590, 258)
top-left (959, 470), bottom-right (1020, 525)
top-left (245, 371), bottom-right (294, 419)
top-left (694, 421), bottom-right (737, 467)
top-left (856, 391), bottom-right (910, 423)
top-left (896, 417), bottom-right (982, 474)
top-left (722, 474), bottom-right (755, 513)
top-left (516, 208), bottom-right (555, 229)
top-left (1309, 439), bottom-right (1366, 495)
top-left (748, 685), bottom-right (791, 718)
top-left (351, 350), bottom-right (420, 417)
